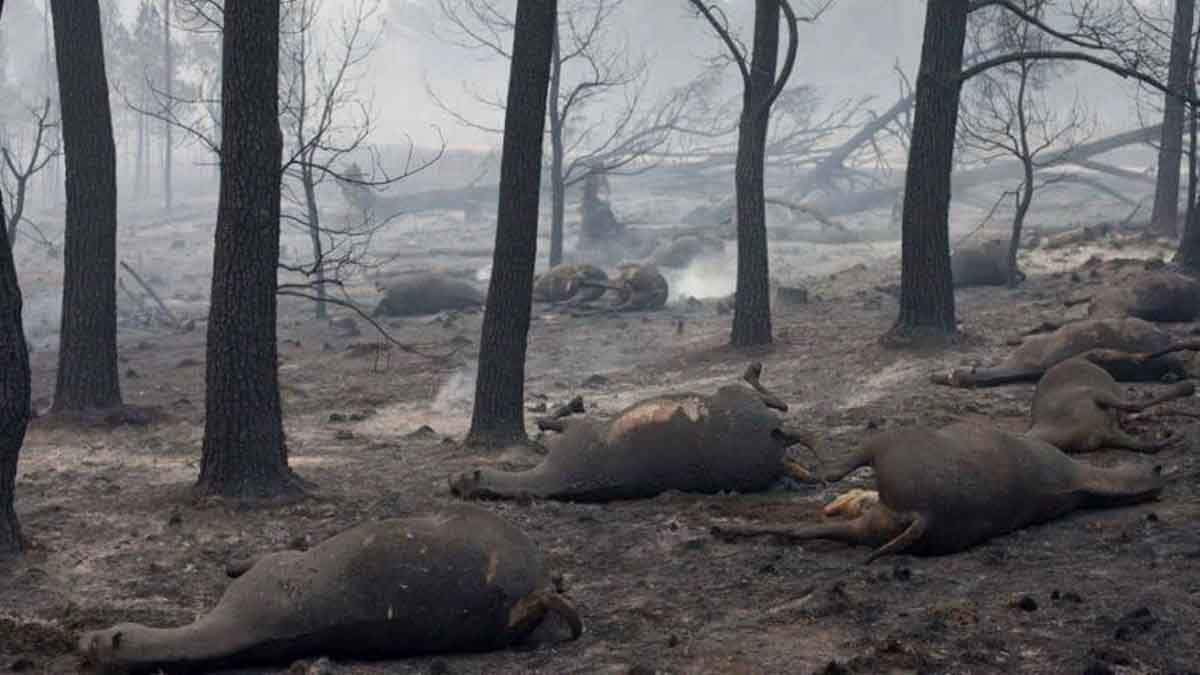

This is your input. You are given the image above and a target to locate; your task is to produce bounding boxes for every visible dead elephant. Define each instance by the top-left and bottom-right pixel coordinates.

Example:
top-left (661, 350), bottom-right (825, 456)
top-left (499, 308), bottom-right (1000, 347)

top-left (77, 506), bottom-right (580, 673)
top-left (449, 363), bottom-right (815, 501)
top-left (1027, 357), bottom-right (1193, 453)
top-left (712, 422), bottom-right (1163, 562)
top-left (532, 264), bottom-right (608, 303)
top-left (951, 239), bottom-right (1023, 288)
top-left (373, 274), bottom-right (485, 317)
top-left (1087, 270), bottom-right (1200, 323)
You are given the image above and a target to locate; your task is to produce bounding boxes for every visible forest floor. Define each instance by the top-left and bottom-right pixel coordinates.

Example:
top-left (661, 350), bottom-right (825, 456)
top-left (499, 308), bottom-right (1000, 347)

top-left (2, 216), bottom-right (1199, 674)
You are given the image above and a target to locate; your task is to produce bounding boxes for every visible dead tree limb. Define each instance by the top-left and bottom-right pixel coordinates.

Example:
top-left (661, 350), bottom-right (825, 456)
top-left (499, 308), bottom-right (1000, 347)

top-left (120, 260), bottom-right (181, 328)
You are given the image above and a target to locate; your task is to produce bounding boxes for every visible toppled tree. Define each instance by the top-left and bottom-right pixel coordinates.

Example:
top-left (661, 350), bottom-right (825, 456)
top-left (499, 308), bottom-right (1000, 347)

top-left (465, 0), bottom-right (556, 448)
top-left (196, 0), bottom-right (305, 500)
top-left (49, 0), bottom-right (124, 413)
top-left (686, 0), bottom-right (826, 347)
top-left (958, 0), bottom-right (1091, 287)
top-left (1, 97), bottom-right (60, 247)
top-left (432, 0), bottom-right (689, 267)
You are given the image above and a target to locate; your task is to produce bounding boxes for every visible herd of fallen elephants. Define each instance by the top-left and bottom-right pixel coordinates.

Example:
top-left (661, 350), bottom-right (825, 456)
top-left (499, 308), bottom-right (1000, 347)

top-left (77, 259), bottom-right (1200, 673)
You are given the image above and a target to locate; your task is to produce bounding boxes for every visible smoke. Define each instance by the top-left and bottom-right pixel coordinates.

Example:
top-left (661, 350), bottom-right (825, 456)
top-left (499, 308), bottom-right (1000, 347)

top-left (663, 249), bottom-right (737, 301)
top-left (432, 366), bottom-right (476, 414)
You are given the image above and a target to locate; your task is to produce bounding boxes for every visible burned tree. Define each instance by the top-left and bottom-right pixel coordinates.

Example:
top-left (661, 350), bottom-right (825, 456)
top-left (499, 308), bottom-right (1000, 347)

top-left (49, 0), bottom-right (123, 412)
top-left (0, 0), bottom-right (33, 557)
top-left (959, 0), bottom-right (1089, 288)
top-left (1, 97), bottom-right (60, 247)
top-left (0, 159), bottom-right (30, 557)
top-left (885, 0), bottom-right (968, 343)
top-left (884, 0), bottom-right (1200, 342)
top-left (688, 0), bottom-right (812, 347)
top-left (196, 0), bottom-right (304, 500)
top-left (279, 0), bottom-right (385, 320)
top-left (433, 0), bottom-right (686, 267)
top-left (465, 0), bottom-right (557, 448)
top-left (1150, 0), bottom-right (1194, 235)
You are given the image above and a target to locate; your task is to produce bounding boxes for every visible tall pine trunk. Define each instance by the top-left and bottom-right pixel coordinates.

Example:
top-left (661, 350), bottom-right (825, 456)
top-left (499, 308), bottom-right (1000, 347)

top-left (49, 0), bottom-right (123, 412)
top-left (730, 0), bottom-right (779, 348)
top-left (196, 0), bottom-right (302, 500)
top-left (466, 0), bottom-right (557, 448)
top-left (1151, 0), bottom-right (1195, 236)
top-left (886, 0), bottom-right (967, 343)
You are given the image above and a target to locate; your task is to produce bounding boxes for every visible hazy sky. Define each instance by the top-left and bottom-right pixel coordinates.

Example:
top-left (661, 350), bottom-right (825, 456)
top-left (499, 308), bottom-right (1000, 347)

top-left (93, 0), bottom-right (1147, 150)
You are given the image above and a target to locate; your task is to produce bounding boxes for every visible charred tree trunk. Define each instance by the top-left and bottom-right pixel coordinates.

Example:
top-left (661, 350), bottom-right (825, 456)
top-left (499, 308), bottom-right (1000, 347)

top-left (196, 0), bottom-right (303, 500)
top-left (163, 0), bottom-right (173, 213)
top-left (1176, 38), bottom-right (1200, 271)
top-left (730, 0), bottom-right (781, 348)
top-left (49, 0), bottom-right (123, 412)
top-left (465, 0), bottom-right (557, 448)
top-left (1009, 62), bottom-right (1034, 289)
top-left (302, 160), bottom-right (327, 320)
top-left (886, 0), bottom-right (966, 343)
top-left (548, 24), bottom-right (565, 268)
top-left (0, 0), bottom-right (34, 553)
top-left (136, 88), bottom-right (146, 195)
top-left (0, 173), bottom-right (31, 557)
top-left (1151, 0), bottom-right (1195, 236)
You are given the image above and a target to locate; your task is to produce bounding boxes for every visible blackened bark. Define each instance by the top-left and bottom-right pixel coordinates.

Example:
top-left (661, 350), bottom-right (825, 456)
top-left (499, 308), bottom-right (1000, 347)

top-left (1151, 0), bottom-right (1194, 235)
top-left (887, 0), bottom-right (966, 342)
top-left (466, 0), bottom-right (557, 447)
top-left (548, 25), bottom-right (565, 268)
top-left (196, 0), bottom-right (303, 499)
top-left (0, 0), bottom-right (32, 553)
top-left (0, 177), bottom-right (30, 556)
top-left (1009, 65), bottom-right (1034, 289)
top-left (49, 0), bottom-right (123, 412)
top-left (1177, 107), bottom-right (1200, 270)
top-left (730, 0), bottom-right (780, 347)
top-left (163, 0), bottom-right (173, 213)
top-left (1174, 31), bottom-right (1200, 271)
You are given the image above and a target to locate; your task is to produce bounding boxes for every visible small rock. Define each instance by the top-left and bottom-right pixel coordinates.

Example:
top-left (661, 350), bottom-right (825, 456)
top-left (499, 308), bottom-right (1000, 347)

top-left (333, 430), bottom-right (355, 441)
top-left (667, 634), bottom-right (680, 647)
top-left (582, 374), bottom-right (609, 388)
top-left (1012, 595), bottom-right (1038, 612)
top-left (405, 425), bottom-right (439, 441)
top-left (817, 661), bottom-right (851, 675)
top-left (1113, 606), bottom-right (1157, 640)
top-left (125, 368), bottom-right (140, 379)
